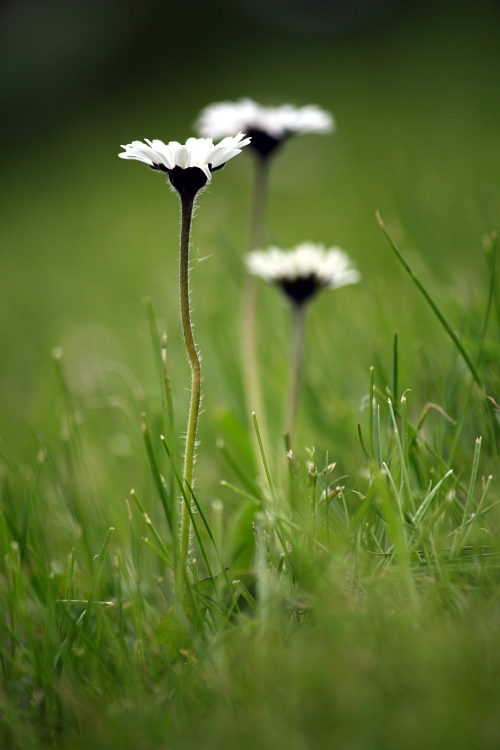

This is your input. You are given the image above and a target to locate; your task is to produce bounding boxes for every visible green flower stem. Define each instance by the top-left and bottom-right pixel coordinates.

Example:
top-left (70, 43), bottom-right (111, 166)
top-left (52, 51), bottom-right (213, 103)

top-left (250, 154), bottom-right (269, 250)
top-left (242, 155), bottom-right (270, 458)
top-left (178, 193), bottom-right (201, 587)
top-left (286, 303), bottom-right (306, 444)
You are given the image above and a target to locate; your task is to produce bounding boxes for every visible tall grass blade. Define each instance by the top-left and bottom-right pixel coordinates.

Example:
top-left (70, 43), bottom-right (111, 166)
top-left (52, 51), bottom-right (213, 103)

top-left (130, 489), bottom-right (172, 562)
top-left (452, 437), bottom-right (482, 556)
top-left (387, 398), bottom-right (413, 510)
top-left (392, 331), bottom-right (399, 406)
top-left (217, 439), bottom-right (263, 500)
top-left (141, 413), bottom-right (173, 534)
top-left (448, 232), bottom-right (499, 461)
top-left (82, 527), bottom-right (114, 635)
top-left (376, 213), bottom-right (482, 388)
top-left (369, 366), bottom-right (375, 457)
top-left (252, 412), bottom-right (277, 504)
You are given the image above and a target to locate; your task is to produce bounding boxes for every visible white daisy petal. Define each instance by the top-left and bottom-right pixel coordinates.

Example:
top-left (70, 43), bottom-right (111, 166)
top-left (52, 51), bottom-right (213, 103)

top-left (119, 134), bottom-right (249, 183)
top-left (176, 145), bottom-right (190, 169)
top-left (195, 99), bottom-right (334, 143)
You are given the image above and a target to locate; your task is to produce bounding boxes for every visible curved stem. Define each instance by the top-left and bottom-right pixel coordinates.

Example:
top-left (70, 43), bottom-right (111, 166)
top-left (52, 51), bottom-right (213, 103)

top-left (286, 303), bottom-right (306, 444)
top-left (242, 155), bottom-right (271, 460)
top-left (178, 193), bottom-right (201, 587)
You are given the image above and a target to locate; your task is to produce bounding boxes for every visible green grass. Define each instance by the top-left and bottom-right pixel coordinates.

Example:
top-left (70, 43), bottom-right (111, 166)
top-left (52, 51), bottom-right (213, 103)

top-left (2, 2), bottom-right (500, 747)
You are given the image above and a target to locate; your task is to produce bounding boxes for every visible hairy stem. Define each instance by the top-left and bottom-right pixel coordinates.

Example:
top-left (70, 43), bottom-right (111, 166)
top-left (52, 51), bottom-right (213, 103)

top-left (242, 155), bottom-right (271, 459)
top-left (178, 193), bottom-right (201, 590)
top-left (286, 303), bottom-right (306, 444)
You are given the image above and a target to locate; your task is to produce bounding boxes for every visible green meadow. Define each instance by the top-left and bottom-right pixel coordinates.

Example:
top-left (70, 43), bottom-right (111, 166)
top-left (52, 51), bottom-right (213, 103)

top-left (1, 1), bottom-right (500, 747)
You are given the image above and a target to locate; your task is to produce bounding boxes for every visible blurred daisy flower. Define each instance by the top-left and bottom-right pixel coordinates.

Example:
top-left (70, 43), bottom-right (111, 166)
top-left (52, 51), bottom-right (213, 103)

top-left (247, 243), bottom-right (359, 441)
top-left (246, 242), bottom-right (360, 306)
top-left (195, 99), bottom-right (333, 158)
top-left (119, 133), bottom-right (250, 196)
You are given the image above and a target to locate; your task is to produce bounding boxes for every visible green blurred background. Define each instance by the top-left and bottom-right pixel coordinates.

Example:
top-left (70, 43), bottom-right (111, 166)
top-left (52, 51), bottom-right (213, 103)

top-left (1, 0), bottom-right (499, 507)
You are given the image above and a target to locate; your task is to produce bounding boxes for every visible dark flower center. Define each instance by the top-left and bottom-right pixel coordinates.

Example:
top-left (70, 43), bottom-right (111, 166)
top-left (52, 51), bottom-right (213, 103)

top-left (166, 165), bottom-right (209, 198)
top-left (151, 163), bottom-right (226, 198)
top-left (247, 129), bottom-right (286, 158)
top-left (279, 275), bottom-right (323, 305)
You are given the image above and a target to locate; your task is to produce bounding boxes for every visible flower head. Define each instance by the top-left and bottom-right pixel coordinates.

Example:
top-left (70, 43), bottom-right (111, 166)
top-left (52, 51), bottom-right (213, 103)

top-left (246, 242), bottom-right (360, 305)
top-left (119, 134), bottom-right (251, 197)
top-left (195, 99), bottom-right (334, 158)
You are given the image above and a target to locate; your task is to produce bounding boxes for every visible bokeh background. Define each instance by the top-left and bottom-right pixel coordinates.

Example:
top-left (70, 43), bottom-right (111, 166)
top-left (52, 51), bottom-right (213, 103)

top-left (1, 0), bottom-right (500, 507)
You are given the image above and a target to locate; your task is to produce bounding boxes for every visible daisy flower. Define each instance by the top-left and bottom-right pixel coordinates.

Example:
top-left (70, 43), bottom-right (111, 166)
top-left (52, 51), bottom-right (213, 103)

top-left (119, 133), bottom-right (250, 197)
top-left (195, 98), bottom-right (333, 158)
top-left (119, 131), bottom-right (249, 593)
top-left (247, 242), bottom-right (359, 442)
top-left (195, 102), bottom-right (333, 456)
top-left (246, 242), bottom-right (360, 306)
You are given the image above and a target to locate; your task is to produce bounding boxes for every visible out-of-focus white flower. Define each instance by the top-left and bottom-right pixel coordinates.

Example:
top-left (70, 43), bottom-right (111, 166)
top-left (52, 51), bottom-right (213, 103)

top-left (195, 99), bottom-right (333, 157)
top-left (246, 242), bottom-right (360, 305)
top-left (119, 134), bottom-right (250, 195)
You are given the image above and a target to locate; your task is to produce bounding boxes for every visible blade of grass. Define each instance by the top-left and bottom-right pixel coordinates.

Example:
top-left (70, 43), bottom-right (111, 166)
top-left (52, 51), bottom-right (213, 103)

top-left (82, 527), bottom-right (114, 636)
top-left (392, 332), bottom-right (399, 408)
top-left (461, 474), bottom-right (493, 548)
top-left (357, 423), bottom-right (371, 461)
top-left (375, 403), bottom-right (383, 468)
top-left (144, 298), bottom-right (170, 438)
top-left (372, 469), bottom-right (413, 592)
top-left (369, 366), bottom-right (375, 457)
top-left (142, 537), bottom-right (173, 569)
top-left (351, 484), bottom-right (377, 532)
top-left (413, 469), bottom-right (454, 527)
top-left (452, 437), bottom-right (482, 556)
top-left (252, 412), bottom-right (277, 505)
top-left (232, 579), bottom-right (257, 613)
top-left (141, 413), bottom-right (172, 534)
top-left (220, 480), bottom-right (261, 506)
top-left (400, 392), bottom-right (410, 473)
top-left (161, 333), bottom-right (176, 503)
top-left (217, 439), bottom-right (263, 501)
top-left (449, 233), bottom-right (498, 462)
top-left (160, 435), bottom-right (229, 587)
top-left (387, 399), bottom-right (413, 512)
top-left (376, 212), bottom-right (482, 387)
top-left (130, 489), bottom-right (172, 563)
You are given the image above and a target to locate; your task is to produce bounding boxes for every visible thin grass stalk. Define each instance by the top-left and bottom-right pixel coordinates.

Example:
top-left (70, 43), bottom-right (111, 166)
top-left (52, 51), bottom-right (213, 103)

top-left (286, 303), bottom-right (305, 443)
top-left (178, 193), bottom-right (202, 591)
top-left (141, 413), bottom-right (172, 533)
top-left (82, 527), bottom-right (114, 635)
top-left (376, 213), bottom-right (482, 386)
top-left (387, 397), bottom-right (412, 510)
top-left (217, 439), bottom-right (263, 500)
top-left (252, 412), bottom-right (277, 505)
top-left (460, 474), bottom-right (493, 548)
top-left (369, 366), bottom-right (375, 456)
top-left (130, 490), bottom-right (173, 566)
top-left (255, 512), bottom-right (269, 631)
top-left (160, 435), bottom-right (234, 596)
top-left (161, 333), bottom-right (176, 501)
top-left (452, 436), bottom-right (482, 556)
top-left (378, 212), bottom-right (500, 453)
top-left (464, 436), bottom-right (482, 521)
top-left (144, 298), bottom-right (168, 426)
top-left (375, 403), bottom-right (383, 468)
top-left (400, 392), bottom-right (410, 474)
top-left (242, 155), bottom-right (271, 460)
top-left (448, 233), bottom-right (498, 463)
top-left (392, 331), bottom-right (399, 405)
